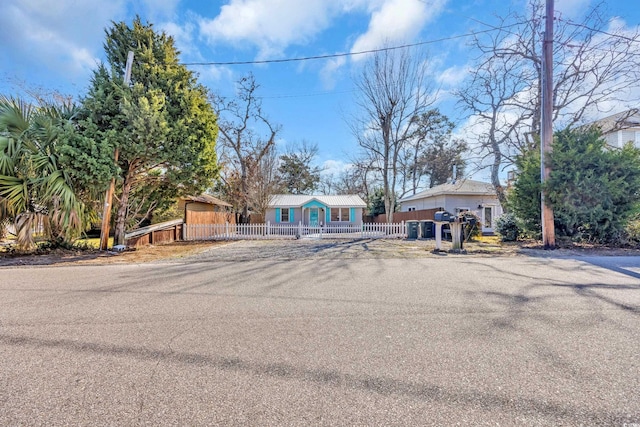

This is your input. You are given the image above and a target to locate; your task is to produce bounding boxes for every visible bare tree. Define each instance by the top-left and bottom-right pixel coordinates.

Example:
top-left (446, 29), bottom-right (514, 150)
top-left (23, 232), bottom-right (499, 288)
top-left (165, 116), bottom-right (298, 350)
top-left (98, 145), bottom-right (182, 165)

top-left (457, 49), bottom-right (533, 205)
top-left (212, 73), bottom-right (281, 223)
top-left (350, 48), bottom-right (437, 222)
top-left (459, 0), bottom-right (640, 205)
top-left (336, 157), bottom-right (376, 199)
top-left (246, 146), bottom-right (282, 221)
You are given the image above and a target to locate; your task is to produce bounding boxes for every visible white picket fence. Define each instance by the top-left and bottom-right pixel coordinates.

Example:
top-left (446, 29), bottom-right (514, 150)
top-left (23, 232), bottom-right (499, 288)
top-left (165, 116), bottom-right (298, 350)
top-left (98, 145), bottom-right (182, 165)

top-left (183, 221), bottom-right (407, 241)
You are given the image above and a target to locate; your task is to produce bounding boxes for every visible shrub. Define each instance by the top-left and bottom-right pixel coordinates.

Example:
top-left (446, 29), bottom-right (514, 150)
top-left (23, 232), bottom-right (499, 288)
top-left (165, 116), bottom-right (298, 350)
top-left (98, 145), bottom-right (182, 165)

top-left (461, 212), bottom-right (482, 241)
top-left (496, 212), bottom-right (520, 241)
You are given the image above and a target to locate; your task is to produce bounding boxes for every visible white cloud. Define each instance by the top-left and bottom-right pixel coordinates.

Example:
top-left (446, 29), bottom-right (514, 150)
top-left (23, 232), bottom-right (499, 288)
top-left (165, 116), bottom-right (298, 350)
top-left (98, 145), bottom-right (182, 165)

top-left (321, 159), bottom-right (353, 176)
top-left (350, 0), bottom-right (447, 56)
top-left (199, 0), bottom-right (340, 59)
top-left (320, 57), bottom-right (347, 89)
top-left (0, 0), bottom-right (127, 93)
top-left (141, 0), bottom-right (180, 20)
top-left (555, 0), bottom-right (591, 20)
top-left (161, 20), bottom-right (197, 56)
top-left (436, 65), bottom-right (469, 87)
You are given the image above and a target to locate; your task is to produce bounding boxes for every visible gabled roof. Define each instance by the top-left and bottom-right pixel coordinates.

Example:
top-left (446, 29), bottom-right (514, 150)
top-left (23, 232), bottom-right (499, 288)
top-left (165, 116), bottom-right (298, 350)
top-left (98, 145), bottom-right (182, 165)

top-left (182, 194), bottom-right (232, 207)
top-left (399, 179), bottom-right (496, 203)
top-left (588, 109), bottom-right (640, 134)
top-left (269, 194), bottom-right (367, 208)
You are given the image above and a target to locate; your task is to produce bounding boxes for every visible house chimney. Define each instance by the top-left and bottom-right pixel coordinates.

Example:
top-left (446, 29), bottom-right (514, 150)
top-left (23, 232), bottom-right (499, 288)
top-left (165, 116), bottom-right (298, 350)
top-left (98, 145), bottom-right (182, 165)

top-left (451, 164), bottom-right (457, 184)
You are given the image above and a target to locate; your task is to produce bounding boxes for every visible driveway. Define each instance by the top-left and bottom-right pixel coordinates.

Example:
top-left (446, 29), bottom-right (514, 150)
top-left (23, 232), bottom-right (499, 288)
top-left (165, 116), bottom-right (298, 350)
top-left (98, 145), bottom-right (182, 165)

top-left (1, 244), bottom-right (639, 425)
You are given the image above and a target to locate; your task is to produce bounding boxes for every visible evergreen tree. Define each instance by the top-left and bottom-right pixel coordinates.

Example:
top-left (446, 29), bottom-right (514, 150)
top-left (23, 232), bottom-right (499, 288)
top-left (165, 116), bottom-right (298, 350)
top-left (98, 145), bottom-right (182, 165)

top-left (509, 128), bottom-right (640, 243)
top-left (547, 128), bottom-right (640, 242)
top-left (78, 17), bottom-right (218, 245)
top-left (507, 147), bottom-right (542, 238)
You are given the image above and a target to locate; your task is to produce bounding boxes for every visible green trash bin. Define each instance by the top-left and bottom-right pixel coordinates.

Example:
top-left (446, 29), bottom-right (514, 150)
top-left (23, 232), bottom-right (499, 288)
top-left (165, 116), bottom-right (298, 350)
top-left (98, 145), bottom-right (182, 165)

top-left (420, 220), bottom-right (434, 238)
top-left (406, 220), bottom-right (419, 239)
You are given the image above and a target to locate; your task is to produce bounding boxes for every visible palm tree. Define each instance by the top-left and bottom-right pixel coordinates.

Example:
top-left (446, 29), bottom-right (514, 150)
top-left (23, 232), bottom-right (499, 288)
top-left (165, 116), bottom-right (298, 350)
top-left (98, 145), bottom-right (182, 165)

top-left (0, 95), bottom-right (86, 249)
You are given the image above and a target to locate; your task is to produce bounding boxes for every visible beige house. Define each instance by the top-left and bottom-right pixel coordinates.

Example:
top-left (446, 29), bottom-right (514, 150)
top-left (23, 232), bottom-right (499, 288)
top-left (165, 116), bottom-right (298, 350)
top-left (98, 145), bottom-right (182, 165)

top-left (398, 180), bottom-right (503, 233)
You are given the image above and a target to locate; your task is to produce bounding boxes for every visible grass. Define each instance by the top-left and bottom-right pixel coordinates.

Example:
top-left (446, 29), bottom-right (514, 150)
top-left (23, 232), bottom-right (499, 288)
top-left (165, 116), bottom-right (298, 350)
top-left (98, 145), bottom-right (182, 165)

top-left (77, 237), bottom-right (114, 249)
top-left (474, 235), bottom-right (502, 244)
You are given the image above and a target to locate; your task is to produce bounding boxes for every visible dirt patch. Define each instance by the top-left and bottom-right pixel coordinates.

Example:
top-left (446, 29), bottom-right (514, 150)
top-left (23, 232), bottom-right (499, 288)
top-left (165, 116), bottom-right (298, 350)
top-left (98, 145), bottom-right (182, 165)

top-left (0, 241), bottom-right (228, 267)
top-left (1, 238), bottom-right (639, 267)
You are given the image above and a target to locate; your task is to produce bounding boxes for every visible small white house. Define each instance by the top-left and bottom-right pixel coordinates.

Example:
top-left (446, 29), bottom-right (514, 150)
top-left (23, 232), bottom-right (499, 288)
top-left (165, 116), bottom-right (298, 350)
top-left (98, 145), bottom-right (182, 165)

top-left (591, 109), bottom-right (640, 149)
top-left (266, 195), bottom-right (367, 227)
top-left (398, 180), bottom-right (503, 233)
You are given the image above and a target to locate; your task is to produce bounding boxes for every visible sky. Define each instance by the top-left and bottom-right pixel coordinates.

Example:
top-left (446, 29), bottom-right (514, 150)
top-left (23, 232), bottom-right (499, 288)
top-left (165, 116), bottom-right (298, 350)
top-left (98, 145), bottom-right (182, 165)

top-left (2, 0), bottom-right (640, 182)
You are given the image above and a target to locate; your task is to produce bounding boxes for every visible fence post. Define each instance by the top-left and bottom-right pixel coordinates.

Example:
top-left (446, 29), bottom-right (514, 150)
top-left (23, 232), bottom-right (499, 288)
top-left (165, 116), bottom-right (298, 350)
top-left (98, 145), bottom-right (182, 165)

top-left (225, 222), bottom-right (229, 240)
top-left (267, 220), bottom-right (270, 237)
top-left (298, 221), bottom-right (302, 238)
top-left (401, 221), bottom-right (405, 238)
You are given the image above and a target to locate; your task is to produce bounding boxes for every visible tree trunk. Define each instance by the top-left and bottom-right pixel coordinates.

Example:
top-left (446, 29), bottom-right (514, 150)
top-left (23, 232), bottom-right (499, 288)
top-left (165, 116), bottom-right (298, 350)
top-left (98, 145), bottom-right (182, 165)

top-left (490, 143), bottom-right (507, 209)
top-left (238, 160), bottom-right (250, 224)
top-left (114, 170), bottom-right (134, 246)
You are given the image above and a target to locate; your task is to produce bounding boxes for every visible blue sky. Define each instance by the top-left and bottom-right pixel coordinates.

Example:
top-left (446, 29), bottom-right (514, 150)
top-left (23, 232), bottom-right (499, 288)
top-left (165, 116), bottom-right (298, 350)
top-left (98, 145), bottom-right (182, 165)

top-left (2, 0), bottom-right (640, 180)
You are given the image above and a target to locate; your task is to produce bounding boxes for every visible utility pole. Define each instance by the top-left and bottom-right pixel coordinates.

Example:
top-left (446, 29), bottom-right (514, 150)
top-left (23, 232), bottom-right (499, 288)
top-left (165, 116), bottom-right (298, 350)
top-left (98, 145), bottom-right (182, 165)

top-left (99, 51), bottom-right (134, 251)
top-left (540, 0), bottom-right (556, 249)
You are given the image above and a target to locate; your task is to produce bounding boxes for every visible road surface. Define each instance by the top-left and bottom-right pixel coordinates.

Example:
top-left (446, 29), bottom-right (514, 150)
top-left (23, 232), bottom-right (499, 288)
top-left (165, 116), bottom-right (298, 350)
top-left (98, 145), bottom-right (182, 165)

top-left (1, 242), bottom-right (639, 425)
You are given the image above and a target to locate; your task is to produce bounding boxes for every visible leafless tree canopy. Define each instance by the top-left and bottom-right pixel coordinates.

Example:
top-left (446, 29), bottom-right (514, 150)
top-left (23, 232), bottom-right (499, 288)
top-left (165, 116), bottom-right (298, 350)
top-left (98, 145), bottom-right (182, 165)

top-left (212, 73), bottom-right (281, 222)
top-left (458, 0), bottom-right (640, 205)
top-left (350, 48), bottom-right (437, 222)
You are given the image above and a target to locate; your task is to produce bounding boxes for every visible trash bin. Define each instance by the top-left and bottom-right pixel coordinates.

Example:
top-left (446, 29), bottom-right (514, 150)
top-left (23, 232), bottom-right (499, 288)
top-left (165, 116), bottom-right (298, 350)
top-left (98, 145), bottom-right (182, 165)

top-left (406, 220), bottom-right (419, 239)
top-left (420, 220), bottom-right (434, 238)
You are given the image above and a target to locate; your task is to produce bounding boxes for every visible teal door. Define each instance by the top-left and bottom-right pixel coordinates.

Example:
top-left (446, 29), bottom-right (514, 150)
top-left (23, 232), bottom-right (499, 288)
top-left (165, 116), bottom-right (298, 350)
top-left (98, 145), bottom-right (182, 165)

top-left (309, 208), bottom-right (319, 226)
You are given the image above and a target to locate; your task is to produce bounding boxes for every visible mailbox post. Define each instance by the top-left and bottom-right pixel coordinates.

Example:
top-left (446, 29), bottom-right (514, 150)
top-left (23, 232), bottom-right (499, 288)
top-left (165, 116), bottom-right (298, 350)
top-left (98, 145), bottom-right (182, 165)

top-left (434, 211), bottom-right (453, 251)
top-left (450, 216), bottom-right (463, 251)
top-left (434, 211), bottom-right (465, 251)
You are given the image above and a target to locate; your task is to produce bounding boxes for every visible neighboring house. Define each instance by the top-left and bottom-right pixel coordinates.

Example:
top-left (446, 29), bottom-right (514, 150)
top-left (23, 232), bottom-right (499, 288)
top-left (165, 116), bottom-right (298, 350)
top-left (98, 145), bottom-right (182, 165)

top-left (590, 109), bottom-right (640, 149)
top-left (266, 195), bottom-right (367, 227)
top-left (398, 180), bottom-right (503, 233)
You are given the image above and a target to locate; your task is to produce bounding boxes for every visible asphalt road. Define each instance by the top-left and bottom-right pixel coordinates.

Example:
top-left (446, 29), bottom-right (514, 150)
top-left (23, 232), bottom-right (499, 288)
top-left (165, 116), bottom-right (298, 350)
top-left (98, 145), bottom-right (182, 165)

top-left (1, 244), bottom-right (639, 425)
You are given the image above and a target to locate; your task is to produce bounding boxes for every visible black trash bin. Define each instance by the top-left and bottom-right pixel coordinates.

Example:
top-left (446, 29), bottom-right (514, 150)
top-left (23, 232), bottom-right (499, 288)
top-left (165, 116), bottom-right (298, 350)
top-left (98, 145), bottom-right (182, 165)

top-left (406, 220), bottom-right (419, 239)
top-left (419, 220), bottom-right (434, 238)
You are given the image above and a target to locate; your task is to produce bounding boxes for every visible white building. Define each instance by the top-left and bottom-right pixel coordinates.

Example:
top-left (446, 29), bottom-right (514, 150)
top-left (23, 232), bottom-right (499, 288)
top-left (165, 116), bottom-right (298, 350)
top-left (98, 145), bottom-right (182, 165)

top-left (398, 179), bottom-right (503, 234)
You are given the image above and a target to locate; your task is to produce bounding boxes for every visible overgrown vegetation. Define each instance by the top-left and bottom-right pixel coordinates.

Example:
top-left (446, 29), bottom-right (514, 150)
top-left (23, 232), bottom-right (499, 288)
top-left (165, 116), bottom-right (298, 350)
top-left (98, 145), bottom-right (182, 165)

top-left (507, 128), bottom-right (640, 245)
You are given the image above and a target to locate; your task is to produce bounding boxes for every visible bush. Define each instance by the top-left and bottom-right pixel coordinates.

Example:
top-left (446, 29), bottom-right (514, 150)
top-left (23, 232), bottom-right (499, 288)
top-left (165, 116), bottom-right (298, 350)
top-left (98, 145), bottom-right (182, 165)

top-left (461, 212), bottom-right (482, 241)
top-left (496, 213), bottom-right (520, 241)
top-left (509, 128), bottom-right (640, 245)
top-left (624, 211), bottom-right (640, 246)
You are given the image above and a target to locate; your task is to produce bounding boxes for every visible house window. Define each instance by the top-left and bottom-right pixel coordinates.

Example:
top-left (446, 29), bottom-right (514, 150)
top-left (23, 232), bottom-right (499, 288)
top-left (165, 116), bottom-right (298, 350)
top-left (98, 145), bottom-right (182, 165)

top-left (407, 206), bottom-right (416, 212)
top-left (330, 207), bottom-right (349, 222)
top-left (281, 208), bottom-right (289, 222)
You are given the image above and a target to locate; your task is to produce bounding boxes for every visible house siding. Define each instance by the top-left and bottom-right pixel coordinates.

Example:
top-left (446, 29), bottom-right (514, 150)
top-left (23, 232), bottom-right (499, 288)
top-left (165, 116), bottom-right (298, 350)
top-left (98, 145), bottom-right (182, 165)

top-left (265, 207), bottom-right (364, 226)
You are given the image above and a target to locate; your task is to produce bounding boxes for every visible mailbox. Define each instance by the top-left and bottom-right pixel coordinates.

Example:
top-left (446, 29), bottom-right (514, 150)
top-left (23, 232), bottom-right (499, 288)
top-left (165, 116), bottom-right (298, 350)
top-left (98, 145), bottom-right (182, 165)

top-left (434, 211), bottom-right (454, 222)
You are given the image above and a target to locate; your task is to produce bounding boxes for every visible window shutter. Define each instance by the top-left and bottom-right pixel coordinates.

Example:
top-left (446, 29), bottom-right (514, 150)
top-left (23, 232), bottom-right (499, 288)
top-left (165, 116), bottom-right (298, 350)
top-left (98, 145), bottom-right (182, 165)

top-left (290, 208), bottom-right (294, 222)
top-left (350, 207), bottom-right (355, 222)
top-left (326, 207), bottom-right (331, 224)
top-left (275, 208), bottom-right (281, 223)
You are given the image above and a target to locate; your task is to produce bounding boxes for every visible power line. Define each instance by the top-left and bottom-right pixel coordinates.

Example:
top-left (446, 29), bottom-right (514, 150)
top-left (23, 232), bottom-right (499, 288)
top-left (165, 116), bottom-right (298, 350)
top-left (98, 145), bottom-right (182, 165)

top-left (560, 18), bottom-right (640, 44)
top-left (182, 23), bottom-right (524, 66)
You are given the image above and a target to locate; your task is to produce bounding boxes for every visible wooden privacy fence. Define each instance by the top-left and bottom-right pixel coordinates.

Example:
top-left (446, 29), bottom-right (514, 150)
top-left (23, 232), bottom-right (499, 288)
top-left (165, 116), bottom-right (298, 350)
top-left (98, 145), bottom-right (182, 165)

top-left (125, 219), bottom-right (183, 247)
top-left (186, 210), bottom-right (235, 225)
top-left (183, 221), bottom-right (407, 241)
